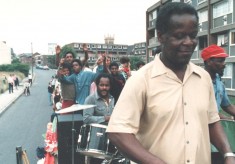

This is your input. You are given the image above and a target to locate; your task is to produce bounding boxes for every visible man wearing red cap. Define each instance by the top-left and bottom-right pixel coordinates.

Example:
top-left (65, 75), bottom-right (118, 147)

top-left (201, 44), bottom-right (235, 120)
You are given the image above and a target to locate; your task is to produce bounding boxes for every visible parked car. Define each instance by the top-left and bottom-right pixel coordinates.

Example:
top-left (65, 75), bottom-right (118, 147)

top-left (36, 65), bottom-right (49, 70)
top-left (43, 65), bottom-right (49, 70)
top-left (36, 64), bottom-right (43, 69)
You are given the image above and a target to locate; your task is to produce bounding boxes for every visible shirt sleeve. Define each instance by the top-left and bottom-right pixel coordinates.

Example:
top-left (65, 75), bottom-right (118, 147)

top-left (107, 74), bottom-right (146, 134)
top-left (59, 74), bottom-right (74, 84)
top-left (220, 85), bottom-right (231, 108)
top-left (208, 81), bottom-right (220, 124)
top-left (88, 65), bottom-right (104, 83)
top-left (96, 65), bottom-right (104, 73)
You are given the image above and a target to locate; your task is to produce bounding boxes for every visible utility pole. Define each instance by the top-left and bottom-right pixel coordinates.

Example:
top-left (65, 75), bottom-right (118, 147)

top-left (31, 42), bottom-right (34, 76)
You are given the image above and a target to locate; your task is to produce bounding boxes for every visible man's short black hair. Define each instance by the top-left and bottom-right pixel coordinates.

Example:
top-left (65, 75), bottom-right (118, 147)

top-left (95, 73), bottom-right (112, 86)
top-left (136, 61), bottom-right (145, 69)
top-left (71, 59), bottom-right (83, 67)
top-left (120, 57), bottom-right (130, 64)
top-left (109, 62), bottom-right (119, 69)
top-left (61, 62), bottom-right (72, 69)
top-left (61, 62), bottom-right (72, 73)
top-left (63, 51), bottom-right (76, 58)
top-left (156, 2), bottom-right (199, 34)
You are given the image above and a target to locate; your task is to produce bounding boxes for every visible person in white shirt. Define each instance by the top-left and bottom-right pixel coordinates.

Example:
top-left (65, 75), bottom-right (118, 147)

top-left (7, 74), bottom-right (14, 94)
top-left (24, 80), bottom-right (30, 96)
top-left (28, 73), bottom-right (32, 86)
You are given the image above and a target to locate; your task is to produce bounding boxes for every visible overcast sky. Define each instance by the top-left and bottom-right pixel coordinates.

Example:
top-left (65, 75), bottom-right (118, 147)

top-left (0, 0), bottom-right (158, 54)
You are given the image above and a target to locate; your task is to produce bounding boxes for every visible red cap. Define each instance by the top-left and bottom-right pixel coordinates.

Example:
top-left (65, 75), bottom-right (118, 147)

top-left (201, 45), bottom-right (229, 61)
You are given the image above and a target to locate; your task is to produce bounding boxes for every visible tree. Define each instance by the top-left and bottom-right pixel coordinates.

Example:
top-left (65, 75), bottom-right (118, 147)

top-left (12, 58), bottom-right (20, 64)
top-left (0, 63), bottom-right (29, 76)
top-left (59, 45), bottom-right (77, 58)
top-left (129, 56), bottom-right (144, 70)
top-left (11, 48), bottom-right (17, 60)
top-left (47, 55), bottom-right (56, 69)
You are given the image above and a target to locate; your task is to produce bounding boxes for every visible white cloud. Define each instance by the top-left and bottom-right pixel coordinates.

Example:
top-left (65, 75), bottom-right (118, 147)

top-left (0, 0), bottom-right (158, 54)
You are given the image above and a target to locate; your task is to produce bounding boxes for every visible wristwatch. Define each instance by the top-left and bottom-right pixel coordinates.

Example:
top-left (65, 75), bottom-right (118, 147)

top-left (224, 152), bottom-right (235, 159)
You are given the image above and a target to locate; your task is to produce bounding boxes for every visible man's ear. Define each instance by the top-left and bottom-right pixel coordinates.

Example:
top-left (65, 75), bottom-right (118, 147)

top-left (206, 59), bottom-right (213, 66)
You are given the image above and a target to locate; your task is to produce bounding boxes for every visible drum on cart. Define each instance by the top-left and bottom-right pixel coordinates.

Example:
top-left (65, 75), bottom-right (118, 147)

top-left (77, 124), bottom-right (116, 159)
top-left (102, 157), bottom-right (130, 164)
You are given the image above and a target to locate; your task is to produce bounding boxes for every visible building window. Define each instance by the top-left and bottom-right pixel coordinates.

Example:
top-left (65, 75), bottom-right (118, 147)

top-left (184, 0), bottom-right (192, 4)
top-left (217, 34), bottom-right (228, 46)
top-left (197, 0), bottom-right (206, 4)
top-left (103, 45), bottom-right (107, 49)
top-left (74, 44), bottom-right (79, 48)
top-left (149, 10), bottom-right (157, 20)
top-left (230, 31), bottom-right (235, 45)
top-left (213, 0), bottom-right (232, 18)
top-left (222, 63), bottom-right (233, 89)
top-left (149, 9), bottom-right (157, 28)
top-left (198, 10), bottom-right (208, 23)
top-left (191, 45), bottom-right (198, 60)
top-left (198, 36), bottom-right (208, 50)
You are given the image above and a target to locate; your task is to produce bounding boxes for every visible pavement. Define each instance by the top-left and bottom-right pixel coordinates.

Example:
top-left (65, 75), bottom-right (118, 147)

top-left (0, 78), bottom-right (29, 116)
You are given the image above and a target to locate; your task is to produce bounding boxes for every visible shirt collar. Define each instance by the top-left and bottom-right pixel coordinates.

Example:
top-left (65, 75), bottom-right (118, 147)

top-left (151, 54), bottom-right (202, 79)
top-left (94, 91), bottom-right (113, 100)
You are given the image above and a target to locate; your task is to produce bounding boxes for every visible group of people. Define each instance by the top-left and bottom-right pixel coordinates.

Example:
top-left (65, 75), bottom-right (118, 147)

top-left (43, 43), bottom-right (142, 163)
top-left (4, 73), bottom-right (32, 96)
top-left (5, 73), bottom-right (19, 94)
top-left (41, 2), bottom-right (235, 164)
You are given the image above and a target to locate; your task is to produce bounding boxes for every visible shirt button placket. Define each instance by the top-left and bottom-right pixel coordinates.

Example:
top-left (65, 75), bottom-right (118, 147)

top-left (184, 101), bottom-right (191, 164)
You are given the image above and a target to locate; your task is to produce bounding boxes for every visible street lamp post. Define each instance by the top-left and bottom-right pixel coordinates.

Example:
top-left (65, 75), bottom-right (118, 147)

top-left (31, 42), bottom-right (34, 76)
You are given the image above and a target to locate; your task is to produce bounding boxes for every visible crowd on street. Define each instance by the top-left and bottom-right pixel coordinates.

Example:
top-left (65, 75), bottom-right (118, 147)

top-left (4, 73), bottom-right (33, 96)
top-left (7, 2), bottom-right (234, 164)
top-left (36, 42), bottom-right (146, 164)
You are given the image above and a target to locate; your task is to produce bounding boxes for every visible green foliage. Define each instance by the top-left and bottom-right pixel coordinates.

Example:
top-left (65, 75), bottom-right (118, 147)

top-left (220, 96), bottom-right (235, 117)
top-left (12, 58), bottom-right (20, 64)
top-left (11, 48), bottom-right (17, 59)
top-left (60, 45), bottom-right (77, 58)
top-left (0, 63), bottom-right (30, 76)
top-left (129, 56), bottom-right (145, 70)
top-left (229, 96), bottom-right (235, 104)
top-left (47, 55), bottom-right (57, 69)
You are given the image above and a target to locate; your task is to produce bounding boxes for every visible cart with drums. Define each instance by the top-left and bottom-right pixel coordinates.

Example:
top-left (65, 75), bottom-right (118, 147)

top-left (77, 123), bottom-right (130, 164)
